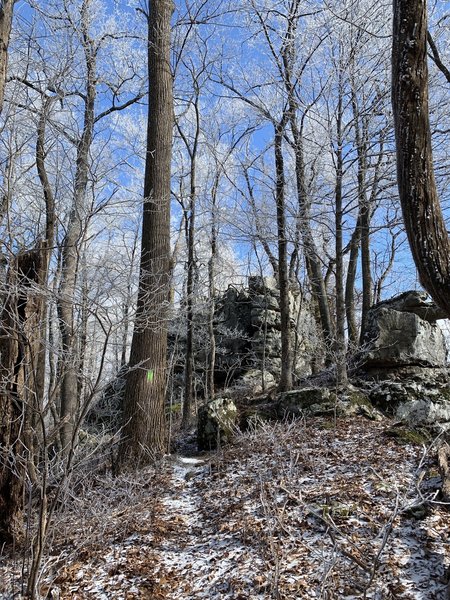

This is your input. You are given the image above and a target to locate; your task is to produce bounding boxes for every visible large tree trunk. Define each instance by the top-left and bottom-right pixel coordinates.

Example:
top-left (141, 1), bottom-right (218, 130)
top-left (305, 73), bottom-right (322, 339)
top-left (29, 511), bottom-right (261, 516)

top-left (119, 0), bottom-right (173, 464)
top-left (0, 250), bottom-right (43, 545)
top-left (0, 259), bottom-right (23, 545)
top-left (392, 0), bottom-right (450, 315)
top-left (0, 0), bottom-right (14, 113)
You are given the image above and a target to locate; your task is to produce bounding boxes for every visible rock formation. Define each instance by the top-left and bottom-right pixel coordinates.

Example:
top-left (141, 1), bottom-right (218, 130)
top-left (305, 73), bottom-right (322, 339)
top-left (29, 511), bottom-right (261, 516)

top-left (359, 291), bottom-right (450, 432)
top-left (214, 276), bottom-right (314, 385)
top-left (361, 290), bottom-right (447, 370)
top-left (197, 398), bottom-right (238, 451)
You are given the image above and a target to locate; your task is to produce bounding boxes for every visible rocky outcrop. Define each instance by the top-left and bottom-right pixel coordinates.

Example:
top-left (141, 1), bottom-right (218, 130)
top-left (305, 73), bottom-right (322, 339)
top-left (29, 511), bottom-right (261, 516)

top-left (215, 276), bottom-right (314, 384)
top-left (362, 369), bottom-right (450, 433)
top-left (359, 291), bottom-right (450, 433)
top-left (277, 385), bottom-right (382, 420)
top-left (361, 291), bottom-right (447, 370)
top-left (234, 369), bottom-right (276, 395)
top-left (197, 398), bottom-right (238, 451)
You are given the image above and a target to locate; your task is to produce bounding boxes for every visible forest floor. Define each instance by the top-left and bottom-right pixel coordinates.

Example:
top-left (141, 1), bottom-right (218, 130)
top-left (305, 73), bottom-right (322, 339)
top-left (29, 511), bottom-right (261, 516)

top-left (1, 415), bottom-right (449, 599)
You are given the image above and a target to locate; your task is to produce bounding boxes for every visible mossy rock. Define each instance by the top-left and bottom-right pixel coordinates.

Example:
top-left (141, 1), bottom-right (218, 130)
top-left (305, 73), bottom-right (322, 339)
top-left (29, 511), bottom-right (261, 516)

top-left (197, 398), bottom-right (238, 451)
top-left (277, 387), bottom-right (337, 417)
top-left (384, 426), bottom-right (429, 446)
top-left (347, 390), bottom-right (372, 408)
top-left (308, 501), bottom-right (356, 520)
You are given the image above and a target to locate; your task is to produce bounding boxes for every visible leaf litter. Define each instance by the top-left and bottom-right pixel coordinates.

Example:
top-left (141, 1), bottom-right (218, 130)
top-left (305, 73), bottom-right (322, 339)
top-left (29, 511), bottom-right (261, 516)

top-left (0, 416), bottom-right (449, 598)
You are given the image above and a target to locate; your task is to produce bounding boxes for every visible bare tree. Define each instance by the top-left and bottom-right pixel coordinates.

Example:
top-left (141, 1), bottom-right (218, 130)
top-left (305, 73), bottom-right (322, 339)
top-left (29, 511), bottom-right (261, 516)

top-left (119, 0), bottom-right (174, 464)
top-left (392, 0), bottom-right (450, 316)
top-left (175, 65), bottom-right (201, 430)
top-left (57, 0), bottom-right (97, 454)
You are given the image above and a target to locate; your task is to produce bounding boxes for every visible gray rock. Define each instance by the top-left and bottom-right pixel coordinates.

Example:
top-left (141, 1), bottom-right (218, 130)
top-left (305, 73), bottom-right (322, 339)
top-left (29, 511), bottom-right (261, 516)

top-left (234, 369), bottom-right (276, 395)
top-left (277, 385), bottom-right (379, 419)
top-left (248, 275), bottom-right (279, 294)
top-left (396, 398), bottom-right (450, 432)
top-left (372, 290), bottom-right (447, 322)
top-left (215, 276), bottom-right (314, 384)
top-left (362, 292), bottom-right (447, 369)
top-left (364, 374), bottom-right (450, 433)
top-left (197, 398), bottom-right (238, 451)
top-left (277, 387), bottom-right (336, 417)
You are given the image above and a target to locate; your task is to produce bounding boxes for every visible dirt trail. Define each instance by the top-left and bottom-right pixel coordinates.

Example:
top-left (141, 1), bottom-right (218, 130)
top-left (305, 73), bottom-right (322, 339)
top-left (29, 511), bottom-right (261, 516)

top-left (147, 455), bottom-right (266, 599)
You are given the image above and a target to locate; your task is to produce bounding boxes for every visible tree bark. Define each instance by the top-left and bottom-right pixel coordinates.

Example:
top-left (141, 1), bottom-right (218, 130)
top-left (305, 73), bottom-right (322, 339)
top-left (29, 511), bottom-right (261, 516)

top-left (274, 121), bottom-right (292, 392)
top-left (119, 0), bottom-right (173, 464)
top-left (0, 250), bottom-right (42, 545)
top-left (0, 259), bottom-right (23, 545)
top-left (0, 0), bottom-right (14, 113)
top-left (392, 0), bottom-right (450, 316)
top-left (207, 175), bottom-right (218, 401)
top-left (344, 215), bottom-right (362, 346)
top-left (34, 97), bottom-right (56, 438)
top-left (350, 87), bottom-right (373, 344)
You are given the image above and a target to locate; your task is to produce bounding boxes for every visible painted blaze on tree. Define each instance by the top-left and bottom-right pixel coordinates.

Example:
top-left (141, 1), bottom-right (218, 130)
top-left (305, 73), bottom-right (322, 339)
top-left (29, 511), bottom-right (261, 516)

top-left (118, 0), bottom-right (174, 465)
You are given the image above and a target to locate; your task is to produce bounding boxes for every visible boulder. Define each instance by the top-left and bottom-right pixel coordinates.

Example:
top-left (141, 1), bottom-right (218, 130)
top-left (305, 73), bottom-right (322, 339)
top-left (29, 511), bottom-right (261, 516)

top-left (361, 291), bottom-right (447, 369)
top-left (234, 369), bottom-right (276, 395)
top-left (197, 398), bottom-right (238, 451)
top-left (371, 290), bottom-right (447, 322)
top-left (277, 387), bottom-right (336, 417)
top-left (277, 385), bottom-right (379, 419)
top-left (396, 398), bottom-right (450, 432)
top-left (365, 374), bottom-right (450, 433)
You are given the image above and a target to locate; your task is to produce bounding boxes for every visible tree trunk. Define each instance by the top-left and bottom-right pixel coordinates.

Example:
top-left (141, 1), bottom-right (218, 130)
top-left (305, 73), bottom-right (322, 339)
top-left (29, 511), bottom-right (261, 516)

top-left (34, 97), bottom-right (56, 445)
top-left (280, 7), bottom-right (333, 358)
top-left (349, 85), bottom-right (374, 345)
top-left (207, 170), bottom-right (221, 401)
top-left (392, 0), bottom-right (450, 316)
top-left (0, 0), bottom-right (14, 113)
top-left (0, 259), bottom-right (23, 545)
top-left (180, 88), bottom-right (200, 430)
top-left (0, 250), bottom-right (42, 545)
top-left (119, 0), bottom-right (173, 464)
top-left (334, 73), bottom-right (347, 387)
top-left (359, 195), bottom-right (372, 343)
top-left (182, 180), bottom-right (195, 429)
top-left (274, 122), bottom-right (292, 392)
top-left (344, 215), bottom-right (362, 346)
top-left (58, 5), bottom-right (96, 454)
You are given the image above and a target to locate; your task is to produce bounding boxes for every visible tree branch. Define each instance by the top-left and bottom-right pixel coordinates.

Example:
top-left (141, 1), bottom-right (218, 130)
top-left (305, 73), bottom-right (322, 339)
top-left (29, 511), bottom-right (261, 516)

top-left (94, 92), bottom-right (145, 123)
top-left (427, 31), bottom-right (450, 84)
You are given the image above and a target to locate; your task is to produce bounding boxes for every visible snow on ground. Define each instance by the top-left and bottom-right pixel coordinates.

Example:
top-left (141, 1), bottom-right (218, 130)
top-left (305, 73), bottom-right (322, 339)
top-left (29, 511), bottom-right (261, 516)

top-left (0, 416), bottom-right (449, 599)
